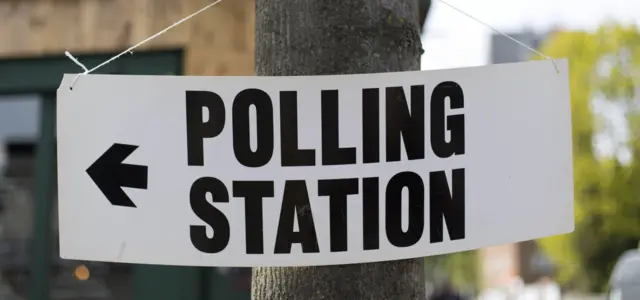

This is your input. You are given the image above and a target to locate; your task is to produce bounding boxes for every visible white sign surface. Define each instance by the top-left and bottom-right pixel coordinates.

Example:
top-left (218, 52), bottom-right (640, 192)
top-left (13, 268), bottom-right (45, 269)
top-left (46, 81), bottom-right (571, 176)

top-left (57, 60), bottom-right (574, 267)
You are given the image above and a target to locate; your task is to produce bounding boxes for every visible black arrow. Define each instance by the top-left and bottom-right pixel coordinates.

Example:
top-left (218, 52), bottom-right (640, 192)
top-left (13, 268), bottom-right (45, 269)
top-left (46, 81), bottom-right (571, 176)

top-left (87, 143), bottom-right (148, 208)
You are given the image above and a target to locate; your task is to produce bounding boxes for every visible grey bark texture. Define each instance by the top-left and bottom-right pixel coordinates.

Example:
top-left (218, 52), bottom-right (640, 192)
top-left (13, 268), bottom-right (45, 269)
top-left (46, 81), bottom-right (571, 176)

top-left (252, 0), bottom-right (425, 299)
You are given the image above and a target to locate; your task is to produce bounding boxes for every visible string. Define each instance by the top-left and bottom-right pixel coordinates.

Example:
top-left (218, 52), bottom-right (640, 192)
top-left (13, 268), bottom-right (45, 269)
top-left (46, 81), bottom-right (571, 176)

top-left (437, 0), bottom-right (559, 73)
top-left (66, 0), bottom-right (225, 90)
top-left (65, 0), bottom-right (560, 90)
top-left (65, 51), bottom-right (88, 73)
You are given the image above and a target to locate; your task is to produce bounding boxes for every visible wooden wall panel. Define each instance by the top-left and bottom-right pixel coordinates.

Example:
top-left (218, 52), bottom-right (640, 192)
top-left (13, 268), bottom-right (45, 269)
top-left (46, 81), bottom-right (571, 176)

top-left (187, 0), bottom-right (254, 75)
top-left (0, 0), bottom-right (255, 76)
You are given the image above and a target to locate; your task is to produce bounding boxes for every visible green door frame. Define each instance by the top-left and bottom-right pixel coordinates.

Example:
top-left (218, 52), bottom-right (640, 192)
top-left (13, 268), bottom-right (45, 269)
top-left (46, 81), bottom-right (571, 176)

top-left (0, 49), bottom-right (213, 300)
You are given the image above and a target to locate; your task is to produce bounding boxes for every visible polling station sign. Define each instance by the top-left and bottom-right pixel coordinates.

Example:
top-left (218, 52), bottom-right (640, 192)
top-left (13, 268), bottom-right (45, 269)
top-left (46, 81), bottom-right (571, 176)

top-left (56, 60), bottom-right (574, 267)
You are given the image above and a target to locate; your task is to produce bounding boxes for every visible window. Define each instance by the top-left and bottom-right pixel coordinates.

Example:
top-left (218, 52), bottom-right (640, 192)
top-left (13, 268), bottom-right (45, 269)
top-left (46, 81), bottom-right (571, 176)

top-left (0, 94), bottom-right (41, 298)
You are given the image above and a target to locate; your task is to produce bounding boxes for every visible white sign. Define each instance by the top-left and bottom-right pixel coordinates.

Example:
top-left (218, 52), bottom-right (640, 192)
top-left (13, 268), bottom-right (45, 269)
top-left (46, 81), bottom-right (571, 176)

top-left (56, 60), bottom-right (574, 267)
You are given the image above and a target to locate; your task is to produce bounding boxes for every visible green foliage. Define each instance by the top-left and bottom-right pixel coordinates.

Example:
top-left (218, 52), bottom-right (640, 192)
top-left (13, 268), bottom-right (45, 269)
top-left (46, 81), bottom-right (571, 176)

top-left (425, 250), bottom-right (479, 290)
top-left (533, 24), bottom-right (640, 292)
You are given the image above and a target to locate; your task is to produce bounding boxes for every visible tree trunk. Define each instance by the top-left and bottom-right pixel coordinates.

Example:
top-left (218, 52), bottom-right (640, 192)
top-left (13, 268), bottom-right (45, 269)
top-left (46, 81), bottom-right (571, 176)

top-left (252, 0), bottom-right (425, 299)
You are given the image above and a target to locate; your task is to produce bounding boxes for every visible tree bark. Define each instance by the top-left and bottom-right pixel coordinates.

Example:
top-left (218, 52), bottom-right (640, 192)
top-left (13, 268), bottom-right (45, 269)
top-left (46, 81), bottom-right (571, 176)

top-left (253, 0), bottom-right (425, 299)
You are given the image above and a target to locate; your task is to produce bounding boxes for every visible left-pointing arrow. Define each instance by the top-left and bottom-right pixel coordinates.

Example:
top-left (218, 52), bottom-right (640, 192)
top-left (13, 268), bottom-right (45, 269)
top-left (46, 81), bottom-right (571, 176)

top-left (86, 143), bottom-right (148, 208)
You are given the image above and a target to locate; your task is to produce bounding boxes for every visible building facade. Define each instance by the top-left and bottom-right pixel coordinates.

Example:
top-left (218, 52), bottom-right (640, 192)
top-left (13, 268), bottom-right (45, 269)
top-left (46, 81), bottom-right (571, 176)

top-left (489, 30), bottom-right (547, 64)
top-left (0, 0), bottom-right (255, 300)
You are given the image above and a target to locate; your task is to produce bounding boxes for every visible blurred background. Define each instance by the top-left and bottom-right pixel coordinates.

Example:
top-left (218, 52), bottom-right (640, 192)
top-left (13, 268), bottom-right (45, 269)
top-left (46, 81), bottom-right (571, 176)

top-left (0, 0), bottom-right (638, 299)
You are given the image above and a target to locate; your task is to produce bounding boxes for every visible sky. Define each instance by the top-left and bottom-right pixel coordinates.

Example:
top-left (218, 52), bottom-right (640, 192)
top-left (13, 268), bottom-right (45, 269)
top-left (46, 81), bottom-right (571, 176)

top-left (420, 0), bottom-right (640, 70)
top-left (419, 0), bottom-right (640, 161)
